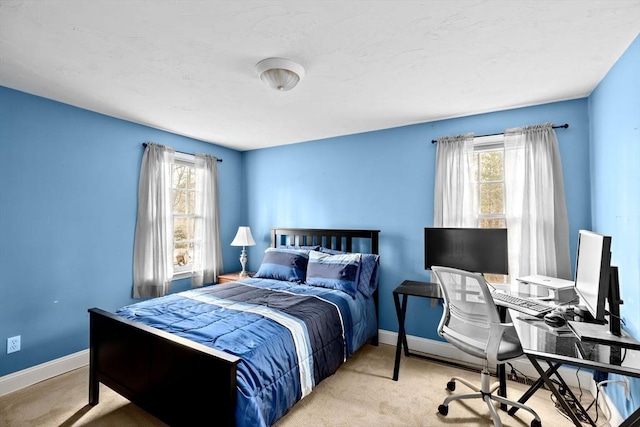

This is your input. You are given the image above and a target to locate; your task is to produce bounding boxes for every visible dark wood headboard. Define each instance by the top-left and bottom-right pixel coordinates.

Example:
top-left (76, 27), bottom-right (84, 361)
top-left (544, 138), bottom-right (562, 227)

top-left (271, 228), bottom-right (380, 255)
top-left (271, 227), bottom-right (381, 346)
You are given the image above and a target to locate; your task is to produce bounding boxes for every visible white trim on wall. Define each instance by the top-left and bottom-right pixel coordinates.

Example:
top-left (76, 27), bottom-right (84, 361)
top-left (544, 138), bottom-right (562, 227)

top-left (0, 331), bottom-right (624, 426)
top-left (0, 349), bottom-right (88, 397)
top-left (599, 387), bottom-right (626, 427)
top-left (378, 329), bottom-right (625, 425)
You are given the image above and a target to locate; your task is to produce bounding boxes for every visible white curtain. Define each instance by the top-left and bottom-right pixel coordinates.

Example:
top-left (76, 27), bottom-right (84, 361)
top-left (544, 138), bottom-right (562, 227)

top-left (504, 123), bottom-right (571, 280)
top-left (433, 133), bottom-right (477, 227)
top-left (191, 153), bottom-right (223, 287)
top-left (133, 143), bottom-right (175, 298)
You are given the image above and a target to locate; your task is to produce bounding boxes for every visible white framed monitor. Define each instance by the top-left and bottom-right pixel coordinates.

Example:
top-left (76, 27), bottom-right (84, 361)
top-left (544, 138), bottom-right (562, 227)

top-left (573, 230), bottom-right (612, 322)
top-left (568, 230), bottom-right (640, 349)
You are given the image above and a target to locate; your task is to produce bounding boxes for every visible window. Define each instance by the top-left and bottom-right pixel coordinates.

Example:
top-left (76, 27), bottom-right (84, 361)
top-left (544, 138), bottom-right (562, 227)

top-left (134, 143), bottom-right (222, 297)
top-left (172, 153), bottom-right (197, 277)
top-left (473, 135), bottom-right (505, 228)
top-left (434, 125), bottom-right (570, 287)
top-left (473, 135), bottom-right (506, 283)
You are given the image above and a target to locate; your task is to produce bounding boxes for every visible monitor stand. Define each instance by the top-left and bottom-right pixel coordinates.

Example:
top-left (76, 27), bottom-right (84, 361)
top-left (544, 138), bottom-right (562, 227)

top-left (568, 267), bottom-right (640, 350)
top-left (567, 320), bottom-right (640, 350)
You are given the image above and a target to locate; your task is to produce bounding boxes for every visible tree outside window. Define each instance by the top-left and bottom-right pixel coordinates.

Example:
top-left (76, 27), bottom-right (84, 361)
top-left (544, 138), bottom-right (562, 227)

top-left (172, 157), bottom-right (197, 275)
top-left (473, 139), bottom-right (506, 283)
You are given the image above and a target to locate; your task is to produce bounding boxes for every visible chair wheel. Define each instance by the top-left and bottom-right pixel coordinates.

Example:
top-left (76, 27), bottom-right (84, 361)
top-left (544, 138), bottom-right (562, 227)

top-left (446, 381), bottom-right (456, 391)
top-left (438, 404), bottom-right (449, 416)
top-left (530, 420), bottom-right (541, 427)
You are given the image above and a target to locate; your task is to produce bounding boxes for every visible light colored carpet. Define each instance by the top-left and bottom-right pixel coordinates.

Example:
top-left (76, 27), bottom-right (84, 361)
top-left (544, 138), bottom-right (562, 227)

top-left (0, 344), bottom-right (593, 426)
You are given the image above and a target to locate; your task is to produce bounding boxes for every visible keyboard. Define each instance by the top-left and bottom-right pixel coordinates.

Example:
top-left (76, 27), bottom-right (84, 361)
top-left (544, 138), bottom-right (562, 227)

top-left (491, 291), bottom-right (555, 317)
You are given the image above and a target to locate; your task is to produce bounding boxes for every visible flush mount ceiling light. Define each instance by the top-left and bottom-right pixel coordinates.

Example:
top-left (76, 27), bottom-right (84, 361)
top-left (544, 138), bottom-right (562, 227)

top-left (255, 58), bottom-right (305, 91)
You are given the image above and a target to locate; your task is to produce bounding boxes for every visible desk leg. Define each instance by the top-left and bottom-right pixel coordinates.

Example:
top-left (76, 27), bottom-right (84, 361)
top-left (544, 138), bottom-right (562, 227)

top-left (496, 306), bottom-right (508, 411)
top-left (546, 360), bottom-right (595, 426)
top-left (392, 293), bottom-right (405, 381)
top-left (508, 362), bottom-right (561, 415)
top-left (400, 296), bottom-right (410, 357)
top-left (498, 363), bottom-right (507, 411)
top-left (526, 355), bottom-right (594, 427)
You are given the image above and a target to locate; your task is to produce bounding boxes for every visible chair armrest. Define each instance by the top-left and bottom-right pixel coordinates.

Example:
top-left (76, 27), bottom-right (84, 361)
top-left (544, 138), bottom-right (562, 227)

top-left (485, 321), bottom-right (514, 365)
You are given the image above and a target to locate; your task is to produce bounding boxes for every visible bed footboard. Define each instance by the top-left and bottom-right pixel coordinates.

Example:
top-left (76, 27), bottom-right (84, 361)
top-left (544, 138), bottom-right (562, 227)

top-left (88, 308), bottom-right (241, 426)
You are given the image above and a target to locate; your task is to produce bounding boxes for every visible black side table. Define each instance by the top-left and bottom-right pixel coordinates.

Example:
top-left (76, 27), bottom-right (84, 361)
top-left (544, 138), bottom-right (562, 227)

top-left (392, 280), bottom-right (443, 381)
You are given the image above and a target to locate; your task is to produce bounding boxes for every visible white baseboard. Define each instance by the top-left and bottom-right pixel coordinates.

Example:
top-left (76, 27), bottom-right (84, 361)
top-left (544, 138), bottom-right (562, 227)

top-left (0, 330), bottom-right (625, 425)
top-left (591, 380), bottom-right (626, 427)
top-left (0, 349), bottom-right (89, 397)
top-left (378, 329), bottom-right (486, 370)
top-left (378, 329), bottom-right (624, 425)
top-left (379, 329), bottom-right (594, 387)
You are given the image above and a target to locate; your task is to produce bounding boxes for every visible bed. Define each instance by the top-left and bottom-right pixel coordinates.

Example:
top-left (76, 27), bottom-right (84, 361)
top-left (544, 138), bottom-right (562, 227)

top-left (88, 228), bottom-right (380, 426)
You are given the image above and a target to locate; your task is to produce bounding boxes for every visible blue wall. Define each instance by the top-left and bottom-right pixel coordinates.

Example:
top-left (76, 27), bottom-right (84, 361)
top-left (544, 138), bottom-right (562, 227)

top-left (588, 34), bottom-right (640, 419)
top-left (1, 35), bottom-right (637, 419)
top-left (243, 99), bottom-right (592, 340)
top-left (0, 87), bottom-right (244, 376)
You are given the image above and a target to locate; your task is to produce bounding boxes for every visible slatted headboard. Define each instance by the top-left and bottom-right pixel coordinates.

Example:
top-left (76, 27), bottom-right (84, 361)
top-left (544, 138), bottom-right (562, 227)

top-left (271, 228), bottom-right (380, 254)
top-left (271, 227), bottom-right (381, 346)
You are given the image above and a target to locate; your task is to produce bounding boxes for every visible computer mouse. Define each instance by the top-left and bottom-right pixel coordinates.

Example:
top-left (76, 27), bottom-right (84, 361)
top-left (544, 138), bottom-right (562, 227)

top-left (544, 312), bottom-right (566, 327)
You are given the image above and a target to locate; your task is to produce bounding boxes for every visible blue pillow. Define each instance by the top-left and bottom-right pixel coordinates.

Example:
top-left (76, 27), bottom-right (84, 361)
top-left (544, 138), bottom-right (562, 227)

top-left (319, 247), bottom-right (380, 298)
top-left (306, 250), bottom-right (361, 298)
top-left (254, 248), bottom-right (309, 282)
top-left (358, 253), bottom-right (380, 298)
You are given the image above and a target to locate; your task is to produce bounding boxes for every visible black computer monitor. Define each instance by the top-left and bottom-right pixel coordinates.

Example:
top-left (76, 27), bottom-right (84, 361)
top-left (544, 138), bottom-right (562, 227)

top-left (424, 227), bottom-right (508, 275)
top-left (573, 230), bottom-right (612, 323)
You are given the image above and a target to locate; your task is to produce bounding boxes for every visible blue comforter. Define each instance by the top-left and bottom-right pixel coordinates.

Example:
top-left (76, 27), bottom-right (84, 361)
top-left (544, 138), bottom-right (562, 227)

top-left (116, 278), bottom-right (377, 426)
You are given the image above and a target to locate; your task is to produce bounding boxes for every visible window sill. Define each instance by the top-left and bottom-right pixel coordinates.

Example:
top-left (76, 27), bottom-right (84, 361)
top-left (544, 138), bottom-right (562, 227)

top-left (172, 271), bottom-right (192, 281)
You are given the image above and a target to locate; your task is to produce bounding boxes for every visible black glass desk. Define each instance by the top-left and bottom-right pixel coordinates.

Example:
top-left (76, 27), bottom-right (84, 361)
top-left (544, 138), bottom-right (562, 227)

top-left (392, 280), bottom-right (509, 407)
top-left (392, 280), bottom-right (640, 424)
top-left (510, 310), bottom-right (640, 426)
top-left (392, 280), bottom-right (443, 381)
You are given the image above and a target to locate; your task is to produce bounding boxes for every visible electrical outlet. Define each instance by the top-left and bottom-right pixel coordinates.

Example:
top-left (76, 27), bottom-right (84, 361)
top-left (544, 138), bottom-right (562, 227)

top-left (7, 335), bottom-right (20, 354)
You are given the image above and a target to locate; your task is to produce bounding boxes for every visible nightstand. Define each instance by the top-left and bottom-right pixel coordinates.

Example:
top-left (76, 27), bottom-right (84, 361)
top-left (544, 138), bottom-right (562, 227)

top-left (217, 271), bottom-right (255, 284)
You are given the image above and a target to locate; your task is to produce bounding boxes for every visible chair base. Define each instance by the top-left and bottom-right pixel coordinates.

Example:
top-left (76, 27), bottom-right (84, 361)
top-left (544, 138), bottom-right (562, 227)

top-left (437, 363), bottom-right (542, 427)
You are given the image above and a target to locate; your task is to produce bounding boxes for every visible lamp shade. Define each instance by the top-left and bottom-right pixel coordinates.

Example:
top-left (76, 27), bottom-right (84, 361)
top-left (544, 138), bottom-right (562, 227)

top-left (231, 226), bottom-right (256, 246)
top-left (255, 58), bottom-right (305, 91)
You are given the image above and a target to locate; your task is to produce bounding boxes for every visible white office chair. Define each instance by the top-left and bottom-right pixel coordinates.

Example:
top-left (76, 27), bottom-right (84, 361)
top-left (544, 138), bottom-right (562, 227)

top-left (431, 266), bottom-right (542, 427)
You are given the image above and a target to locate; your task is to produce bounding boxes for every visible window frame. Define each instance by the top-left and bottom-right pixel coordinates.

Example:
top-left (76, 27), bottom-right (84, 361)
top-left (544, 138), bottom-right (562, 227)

top-left (171, 152), bottom-right (198, 280)
top-left (473, 134), bottom-right (506, 228)
top-left (473, 135), bottom-right (508, 284)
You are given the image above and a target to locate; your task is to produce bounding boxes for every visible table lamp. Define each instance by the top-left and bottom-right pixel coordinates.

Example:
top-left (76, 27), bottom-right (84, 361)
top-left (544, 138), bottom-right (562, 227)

top-left (230, 226), bottom-right (256, 277)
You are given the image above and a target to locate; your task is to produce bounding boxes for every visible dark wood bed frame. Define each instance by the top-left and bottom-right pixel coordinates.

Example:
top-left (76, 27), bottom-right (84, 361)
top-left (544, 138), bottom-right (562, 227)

top-left (88, 228), bottom-right (380, 426)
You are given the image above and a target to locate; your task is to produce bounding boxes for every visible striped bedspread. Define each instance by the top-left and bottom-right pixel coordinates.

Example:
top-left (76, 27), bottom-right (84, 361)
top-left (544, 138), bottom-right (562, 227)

top-left (116, 278), bottom-right (375, 427)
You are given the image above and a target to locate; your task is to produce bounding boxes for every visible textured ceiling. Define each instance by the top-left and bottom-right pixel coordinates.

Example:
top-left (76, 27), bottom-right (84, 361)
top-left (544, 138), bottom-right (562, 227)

top-left (1, 1), bottom-right (639, 151)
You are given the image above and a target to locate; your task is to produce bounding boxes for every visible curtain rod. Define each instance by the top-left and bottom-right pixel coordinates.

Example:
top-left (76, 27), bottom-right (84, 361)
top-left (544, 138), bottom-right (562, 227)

top-left (431, 123), bottom-right (569, 144)
top-left (142, 143), bottom-right (223, 162)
